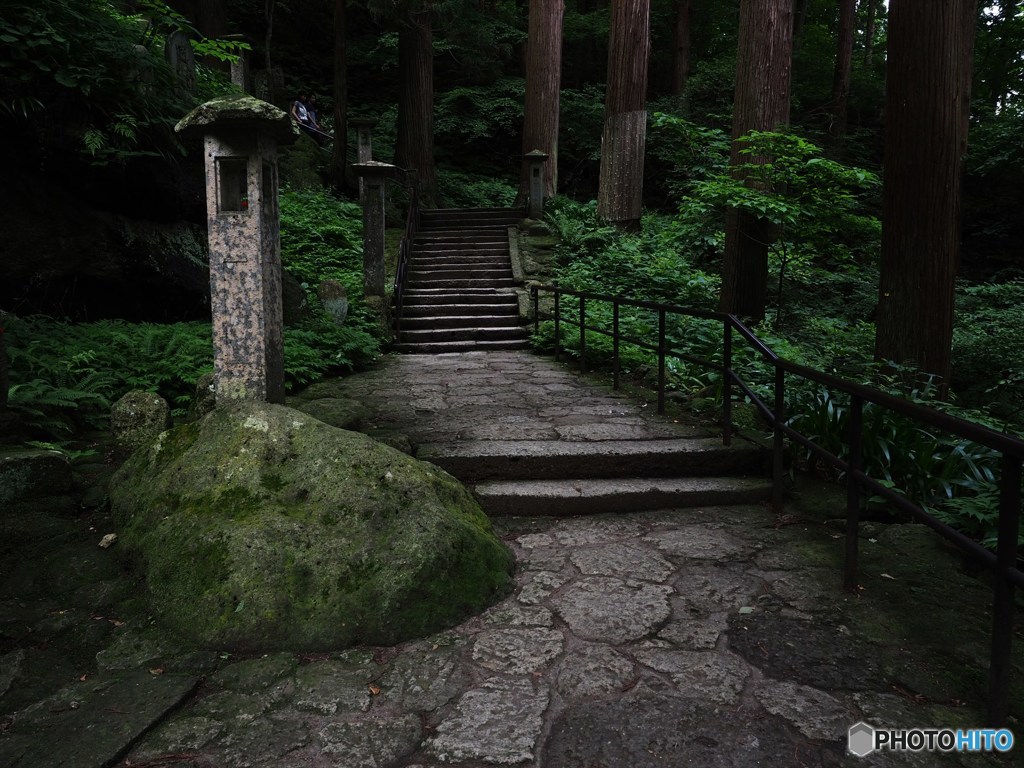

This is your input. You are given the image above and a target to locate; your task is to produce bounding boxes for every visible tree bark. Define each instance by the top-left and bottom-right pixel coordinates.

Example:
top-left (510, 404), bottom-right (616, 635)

top-left (596, 0), bottom-right (650, 228)
top-left (792, 0), bottom-right (810, 51)
top-left (395, 8), bottom-right (439, 207)
top-left (331, 0), bottom-right (350, 191)
top-left (863, 0), bottom-right (878, 66)
top-left (829, 0), bottom-right (856, 148)
top-left (264, 0), bottom-right (275, 103)
top-left (671, 0), bottom-right (691, 96)
top-left (874, 0), bottom-right (976, 392)
top-left (519, 0), bottom-right (564, 203)
top-left (719, 0), bottom-right (793, 321)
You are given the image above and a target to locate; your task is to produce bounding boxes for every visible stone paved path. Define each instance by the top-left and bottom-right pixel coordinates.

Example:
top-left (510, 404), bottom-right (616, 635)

top-left (1, 352), bottom-right (1019, 767)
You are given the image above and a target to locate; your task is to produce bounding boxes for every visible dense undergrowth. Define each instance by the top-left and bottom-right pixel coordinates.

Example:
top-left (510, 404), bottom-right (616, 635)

top-left (531, 127), bottom-right (1024, 549)
top-left (4, 186), bottom-right (382, 443)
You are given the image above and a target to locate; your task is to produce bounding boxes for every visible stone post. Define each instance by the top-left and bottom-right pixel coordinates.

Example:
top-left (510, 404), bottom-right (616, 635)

top-left (353, 161), bottom-right (400, 298)
top-left (350, 118), bottom-right (378, 199)
top-left (175, 96), bottom-right (297, 405)
top-left (525, 149), bottom-right (549, 219)
top-left (230, 49), bottom-right (250, 94)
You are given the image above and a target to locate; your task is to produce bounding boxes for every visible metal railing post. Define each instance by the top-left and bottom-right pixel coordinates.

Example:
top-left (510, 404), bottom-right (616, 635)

top-left (723, 319), bottom-right (732, 446)
top-left (553, 290), bottom-right (561, 362)
top-left (579, 296), bottom-right (587, 373)
top-left (532, 285), bottom-right (539, 336)
top-left (613, 300), bottom-right (620, 390)
top-left (772, 366), bottom-right (785, 512)
top-left (658, 309), bottom-right (666, 414)
top-left (988, 454), bottom-right (1022, 726)
top-left (844, 395), bottom-right (864, 591)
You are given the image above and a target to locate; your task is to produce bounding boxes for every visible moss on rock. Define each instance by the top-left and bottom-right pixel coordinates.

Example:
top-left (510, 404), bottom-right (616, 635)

top-left (109, 401), bottom-right (513, 652)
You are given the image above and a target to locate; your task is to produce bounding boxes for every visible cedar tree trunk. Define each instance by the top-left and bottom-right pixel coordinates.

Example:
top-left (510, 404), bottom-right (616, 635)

top-left (331, 0), bottom-right (350, 191)
top-left (596, 0), bottom-right (650, 228)
top-left (671, 0), bottom-right (691, 96)
top-left (519, 0), bottom-right (564, 203)
top-left (829, 0), bottom-right (856, 148)
top-left (395, 8), bottom-right (439, 207)
top-left (874, 0), bottom-right (976, 391)
top-left (719, 0), bottom-right (793, 321)
top-left (862, 0), bottom-right (878, 66)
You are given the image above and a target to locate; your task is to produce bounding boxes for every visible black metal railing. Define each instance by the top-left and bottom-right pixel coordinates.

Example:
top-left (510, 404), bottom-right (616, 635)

top-left (531, 282), bottom-right (1024, 725)
top-left (391, 170), bottom-right (420, 335)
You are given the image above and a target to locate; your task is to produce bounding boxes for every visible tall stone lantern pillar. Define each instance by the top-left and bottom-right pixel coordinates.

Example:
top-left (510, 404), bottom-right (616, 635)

top-left (175, 96), bottom-right (297, 404)
top-left (525, 149), bottom-right (549, 219)
top-left (353, 160), bottom-right (404, 298)
top-left (349, 117), bottom-right (378, 199)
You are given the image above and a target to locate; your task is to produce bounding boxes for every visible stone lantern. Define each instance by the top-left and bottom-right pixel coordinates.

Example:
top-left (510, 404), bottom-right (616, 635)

top-left (524, 149), bottom-right (549, 219)
top-left (175, 95), bottom-right (296, 404)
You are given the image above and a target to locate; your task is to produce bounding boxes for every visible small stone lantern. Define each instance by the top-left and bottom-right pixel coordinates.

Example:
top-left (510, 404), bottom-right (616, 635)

top-left (525, 149), bottom-right (549, 219)
top-left (176, 96), bottom-right (297, 405)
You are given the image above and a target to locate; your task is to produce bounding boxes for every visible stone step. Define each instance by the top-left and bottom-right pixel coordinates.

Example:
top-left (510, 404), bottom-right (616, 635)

top-left (414, 233), bottom-right (509, 244)
top-left (401, 302), bottom-right (519, 317)
top-left (407, 277), bottom-right (517, 290)
top-left (415, 226), bottom-right (511, 237)
top-left (404, 287), bottom-right (517, 302)
top-left (471, 476), bottom-right (774, 516)
top-left (399, 326), bottom-right (529, 344)
top-left (420, 208), bottom-right (523, 223)
top-left (392, 338), bottom-right (532, 354)
top-left (412, 243), bottom-right (509, 254)
top-left (410, 254), bottom-right (513, 266)
top-left (409, 268), bottom-right (513, 281)
top-left (418, 438), bottom-right (766, 482)
top-left (401, 314), bottom-right (523, 330)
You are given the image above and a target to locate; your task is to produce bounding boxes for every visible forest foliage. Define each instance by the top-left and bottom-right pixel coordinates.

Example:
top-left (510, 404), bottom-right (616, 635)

top-left (2, 1), bottom-right (1024, 545)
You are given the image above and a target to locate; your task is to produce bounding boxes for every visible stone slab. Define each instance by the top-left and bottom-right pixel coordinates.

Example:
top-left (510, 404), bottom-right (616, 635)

top-left (9, 671), bottom-right (199, 768)
top-left (427, 677), bottom-right (549, 765)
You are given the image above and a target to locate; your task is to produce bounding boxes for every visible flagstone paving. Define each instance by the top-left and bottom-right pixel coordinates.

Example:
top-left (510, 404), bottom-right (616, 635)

top-left (0, 352), bottom-right (1020, 767)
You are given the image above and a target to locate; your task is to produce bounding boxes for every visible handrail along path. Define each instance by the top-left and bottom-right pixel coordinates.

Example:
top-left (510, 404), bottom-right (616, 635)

top-left (530, 282), bottom-right (1024, 726)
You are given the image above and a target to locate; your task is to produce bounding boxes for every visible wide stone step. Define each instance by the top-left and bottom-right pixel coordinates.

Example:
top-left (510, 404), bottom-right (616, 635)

top-left (399, 326), bottom-right (529, 343)
top-left (409, 268), bottom-right (513, 281)
top-left (393, 338), bottom-right (531, 354)
top-left (412, 243), bottom-right (509, 254)
top-left (418, 438), bottom-right (766, 482)
top-left (471, 476), bottom-right (773, 516)
top-left (414, 233), bottom-right (508, 244)
top-left (401, 314), bottom-right (523, 330)
top-left (403, 289), bottom-right (518, 305)
top-left (407, 277), bottom-right (516, 290)
top-left (415, 226), bottom-right (510, 237)
top-left (401, 301), bottom-right (517, 316)
top-left (410, 254), bottom-right (512, 267)
top-left (420, 208), bottom-right (523, 223)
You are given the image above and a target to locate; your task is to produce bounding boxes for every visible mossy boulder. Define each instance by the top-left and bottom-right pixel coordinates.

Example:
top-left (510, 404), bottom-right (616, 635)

top-left (109, 401), bottom-right (512, 652)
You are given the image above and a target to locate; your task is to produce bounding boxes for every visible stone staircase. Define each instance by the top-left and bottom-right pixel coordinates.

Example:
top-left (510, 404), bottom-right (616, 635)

top-left (394, 207), bottom-right (530, 353)
top-left (419, 436), bottom-right (771, 516)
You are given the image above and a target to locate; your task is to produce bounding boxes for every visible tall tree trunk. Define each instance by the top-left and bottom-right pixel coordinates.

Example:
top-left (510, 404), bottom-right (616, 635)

top-left (331, 0), bottom-right (349, 191)
top-left (264, 0), bottom-right (275, 103)
top-left (719, 0), bottom-right (793, 321)
top-left (671, 0), bottom-right (691, 96)
top-left (792, 0), bottom-right (810, 51)
top-left (863, 0), bottom-right (878, 66)
top-left (829, 0), bottom-right (856, 149)
top-left (596, 0), bottom-right (650, 228)
top-left (519, 0), bottom-right (564, 203)
top-left (395, 8), bottom-right (438, 207)
top-left (874, 0), bottom-right (976, 392)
